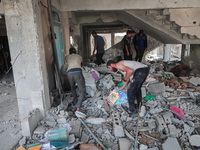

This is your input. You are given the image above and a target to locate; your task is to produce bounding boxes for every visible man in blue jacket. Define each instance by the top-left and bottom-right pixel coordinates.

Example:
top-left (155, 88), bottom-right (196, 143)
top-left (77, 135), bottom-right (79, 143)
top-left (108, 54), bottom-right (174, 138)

top-left (134, 30), bottom-right (147, 62)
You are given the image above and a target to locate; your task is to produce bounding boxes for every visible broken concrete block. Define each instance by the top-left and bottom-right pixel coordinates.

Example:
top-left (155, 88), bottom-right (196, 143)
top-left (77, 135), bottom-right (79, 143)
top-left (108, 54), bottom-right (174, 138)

top-left (46, 121), bottom-right (57, 128)
top-left (112, 112), bottom-right (125, 137)
top-left (81, 131), bottom-right (89, 143)
top-left (96, 128), bottom-right (103, 135)
top-left (150, 108), bottom-right (163, 114)
top-left (59, 110), bottom-right (65, 116)
top-left (85, 117), bottom-right (108, 124)
top-left (171, 118), bottom-right (181, 125)
top-left (168, 124), bottom-right (180, 137)
top-left (148, 82), bottom-right (165, 93)
top-left (189, 77), bottom-right (200, 86)
top-left (19, 137), bottom-right (26, 146)
top-left (102, 129), bottom-right (112, 140)
top-left (163, 114), bottom-right (172, 125)
top-left (146, 147), bottom-right (159, 150)
top-left (162, 137), bottom-right (181, 150)
top-left (21, 108), bottom-right (42, 137)
top-left (68, 134), bottom-right (75, 143)
top-left (69, 120), bottom-right (82, 137)
top-left (57, 118), bottom-right (67, 124)
top-left (119, 138), bottom-right (131, 150)
top-left (140, 144), bottom-right (148, 150)
top-left (189, 135), bottom-right (200, 147)
top-left (75, 111), bottom-right (86, 118)
top-left (141, 87), bottom-right (147, 98)
top-left (33, 126), bottom-right (45, 134)
top-left (124, 130), bottom-right (135, 141)
top-left (148, 121), bottom-right (156, 129)
top-left (139, 106), bottom-right (146, 117)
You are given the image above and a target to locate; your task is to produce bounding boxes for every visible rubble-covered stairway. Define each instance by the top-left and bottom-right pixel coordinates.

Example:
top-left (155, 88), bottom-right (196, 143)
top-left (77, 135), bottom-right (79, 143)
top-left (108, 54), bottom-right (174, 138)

top-left (116, 9), bottom-right (200, 44)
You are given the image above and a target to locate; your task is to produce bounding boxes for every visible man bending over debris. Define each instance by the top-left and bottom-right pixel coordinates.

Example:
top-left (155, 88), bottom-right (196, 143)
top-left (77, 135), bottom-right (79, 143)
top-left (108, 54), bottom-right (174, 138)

top-left (107, 60), bottom-right (149, 114)
top-left (66, 48), bottom-right (86, 111)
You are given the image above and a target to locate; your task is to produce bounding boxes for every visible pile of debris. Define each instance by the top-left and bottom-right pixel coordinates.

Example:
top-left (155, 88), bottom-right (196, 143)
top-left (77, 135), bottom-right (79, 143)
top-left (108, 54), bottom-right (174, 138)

top-left (17, 63), bottom-right (200, 150)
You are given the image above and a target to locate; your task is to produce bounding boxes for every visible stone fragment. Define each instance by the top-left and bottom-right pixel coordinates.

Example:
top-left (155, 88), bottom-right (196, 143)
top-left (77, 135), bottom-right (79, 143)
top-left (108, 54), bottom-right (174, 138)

top-left (19, 137), bottom-right (26, 146)
top-left (96, 128), bottom-right (103, 135)
top-left (68, 134), bottom-right (75, 143)
top-left (189, 77), bottom-right (200, 86)
top-left (81, 131), bottom-right (89, 143)
top-left (112, 112), bottom-right (124, 137)
top-left (168, 124), bottom-right (180, 137)
top-left (163, 114), bottom-right (172, 125)
top-left (189, 135), bottom-right (200, 147)
top-left (69, 120), bottom-right (82, 137)
top-left (75, 111), bottom-right (86, 118)
top-left (150, 108), bottom-right (163, 114)
top-left (141, 87), bottom-right (147, 98)
top-left (124, 130), bottom-right (135, 141)
top-left (57, 118), bottom-right (67, 124)
top-left (162, 137), bottom-right (181, 150)
top-left (146, 147), bottom-right (159, 150)
top-left (140, 106), bottom-right (146, 117)
top-left (59, 110), bottom-right (65, 116)
top-left (140, 144), bottom-right (148, 150)
top-left (119, 138), bottom-right (131, 150)
top-left (33, 126), bottom-right (45, 134)
top-left (148, 121), bottom-right (156, 129)
top-left (102, 129), bottom-right (112, 140)
top-left (46, 121), bottom-right (57, 128)
top-left (85, 117), bottom-right (108, 124)
top-left (148, 83), bottom-right (165, 93)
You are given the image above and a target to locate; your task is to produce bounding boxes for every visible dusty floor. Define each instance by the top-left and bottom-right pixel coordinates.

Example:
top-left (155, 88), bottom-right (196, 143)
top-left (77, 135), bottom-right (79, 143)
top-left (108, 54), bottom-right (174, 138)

top-left (0, 71), bottom-right (22, 150)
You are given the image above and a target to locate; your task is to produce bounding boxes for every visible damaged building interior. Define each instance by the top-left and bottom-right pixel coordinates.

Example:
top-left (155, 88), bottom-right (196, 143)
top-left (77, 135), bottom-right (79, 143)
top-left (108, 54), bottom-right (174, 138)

top-left (0, 0), bottom-right (200, 149)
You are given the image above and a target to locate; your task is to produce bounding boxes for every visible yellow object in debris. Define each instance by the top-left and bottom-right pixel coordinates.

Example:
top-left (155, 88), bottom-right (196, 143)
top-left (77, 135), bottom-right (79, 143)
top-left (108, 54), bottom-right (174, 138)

top-left (28, 145), bottom-right (42, 150)
top-left (107, 90), bottom-right (120, 104)
top-left (16, 147), bottom-right (26, 150)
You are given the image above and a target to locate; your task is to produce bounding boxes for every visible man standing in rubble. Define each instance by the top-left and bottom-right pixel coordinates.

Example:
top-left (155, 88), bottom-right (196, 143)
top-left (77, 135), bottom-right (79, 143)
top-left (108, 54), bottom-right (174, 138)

top-left (66, 48), bottom-right (86, 111)
top-left (122, 30), bottom-right (133, 60)
top-left (134, 30), bottom-right (147, 62)
top-left (107, 60), bottom-right (149, 114)
top-left (92, 31), bottom-right (105, 66)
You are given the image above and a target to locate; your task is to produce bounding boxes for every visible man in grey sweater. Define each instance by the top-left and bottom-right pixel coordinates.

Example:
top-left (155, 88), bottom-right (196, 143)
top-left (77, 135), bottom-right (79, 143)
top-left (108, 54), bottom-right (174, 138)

top-left (66, 48), bottom-right (86, 111)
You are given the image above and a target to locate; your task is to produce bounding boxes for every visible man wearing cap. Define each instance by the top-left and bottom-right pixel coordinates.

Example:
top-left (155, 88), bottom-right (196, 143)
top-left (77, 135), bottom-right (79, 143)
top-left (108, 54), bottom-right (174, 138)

top-left (92, 31), bottom-right (105, 66)
top-left (134, 30), bottom-right (147, 62)
top-left (66, 48), bottom-right (86, 111)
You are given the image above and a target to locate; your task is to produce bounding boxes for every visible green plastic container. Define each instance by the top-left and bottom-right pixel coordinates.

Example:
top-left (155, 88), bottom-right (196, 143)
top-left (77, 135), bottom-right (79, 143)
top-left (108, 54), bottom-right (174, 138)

top-left (144, 95), bottom-right (157, 102)
top-left (118, 82), bottom-right (123, 87)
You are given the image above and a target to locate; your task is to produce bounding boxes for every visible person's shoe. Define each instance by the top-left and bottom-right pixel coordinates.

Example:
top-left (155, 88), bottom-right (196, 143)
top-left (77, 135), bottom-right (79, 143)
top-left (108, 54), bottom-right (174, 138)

top-left (128, 110), bottom-right (138, 118)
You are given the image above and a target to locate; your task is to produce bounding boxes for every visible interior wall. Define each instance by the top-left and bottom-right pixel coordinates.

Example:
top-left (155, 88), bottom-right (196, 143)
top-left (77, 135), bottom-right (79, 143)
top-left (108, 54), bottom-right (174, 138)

top-left (40, 0), bottom-right (55, 92)
top-left (0, 27), bottom-right (7, 36)
top-left (182, 44), bottom-right (200, 70)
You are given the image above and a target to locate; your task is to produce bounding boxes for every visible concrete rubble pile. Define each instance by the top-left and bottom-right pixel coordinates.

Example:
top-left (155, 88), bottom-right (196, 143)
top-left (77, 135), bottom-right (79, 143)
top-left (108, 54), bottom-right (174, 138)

top-left (102, 48), bottom-right (123, 62)
top-left (17, 63), bottom-right (200, 150)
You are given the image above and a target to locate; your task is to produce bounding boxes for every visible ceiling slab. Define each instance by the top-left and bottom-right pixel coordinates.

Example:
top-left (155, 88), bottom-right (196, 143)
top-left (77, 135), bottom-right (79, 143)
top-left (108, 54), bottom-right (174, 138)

top-left (60, 0), bottom-right (200, 11)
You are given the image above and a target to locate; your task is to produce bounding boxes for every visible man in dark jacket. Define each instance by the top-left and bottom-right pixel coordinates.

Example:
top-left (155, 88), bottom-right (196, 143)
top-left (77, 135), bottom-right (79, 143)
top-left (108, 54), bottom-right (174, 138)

top-left (92, 31), bottom-right (105, 66)
top-left (134, 30), bottom-right (147, 62)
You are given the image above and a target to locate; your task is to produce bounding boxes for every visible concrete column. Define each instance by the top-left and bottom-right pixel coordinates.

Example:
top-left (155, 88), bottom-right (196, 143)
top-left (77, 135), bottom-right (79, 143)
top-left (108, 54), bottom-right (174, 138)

top-left (189, 44), bottom-right (200, 70)
top-left (60, 11), bottom-right (70, 56)
top-left (164, 44), bottom-right (171, 61)
top-left (3, 0), bottom-right (50, 136)
top-left (111, 32), bottom-right (114, 46)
